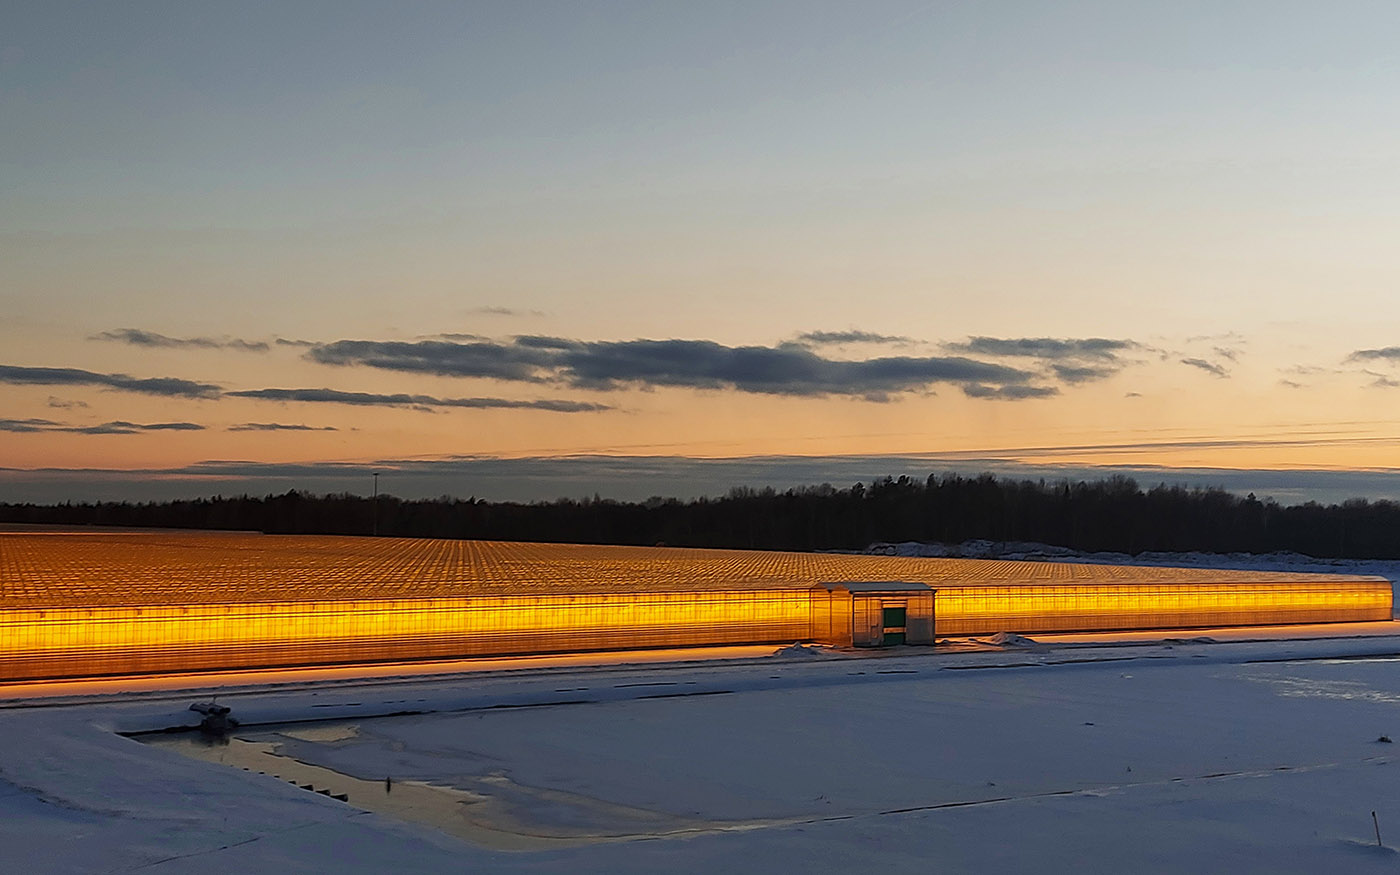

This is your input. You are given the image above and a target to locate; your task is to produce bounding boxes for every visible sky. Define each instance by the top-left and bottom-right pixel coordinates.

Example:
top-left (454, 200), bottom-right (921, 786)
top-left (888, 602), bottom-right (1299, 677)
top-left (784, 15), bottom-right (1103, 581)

top-left (4, 1), bottom-right (1400, 505)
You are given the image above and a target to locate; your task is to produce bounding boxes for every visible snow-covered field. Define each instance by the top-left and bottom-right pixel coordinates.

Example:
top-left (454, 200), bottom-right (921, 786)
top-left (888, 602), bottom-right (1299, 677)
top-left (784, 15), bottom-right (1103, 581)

top-left (7, 630), bottom-right (1400, 873)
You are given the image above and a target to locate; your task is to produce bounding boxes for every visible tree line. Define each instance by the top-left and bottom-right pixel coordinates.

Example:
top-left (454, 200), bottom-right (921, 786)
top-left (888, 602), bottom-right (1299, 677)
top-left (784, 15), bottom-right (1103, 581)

top-left (3, 473), bottom-right (1399, 558)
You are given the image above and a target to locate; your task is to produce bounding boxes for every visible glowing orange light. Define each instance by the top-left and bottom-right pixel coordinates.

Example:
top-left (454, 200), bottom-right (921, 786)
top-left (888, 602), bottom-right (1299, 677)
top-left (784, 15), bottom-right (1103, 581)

top-left (0, 533), bottom-right (1390, 681)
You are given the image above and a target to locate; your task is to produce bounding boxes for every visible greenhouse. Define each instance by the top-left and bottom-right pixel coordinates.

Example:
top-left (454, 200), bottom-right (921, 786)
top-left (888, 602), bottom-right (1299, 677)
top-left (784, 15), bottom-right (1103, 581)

top-left (0, 531), bottom-right (1391, 681)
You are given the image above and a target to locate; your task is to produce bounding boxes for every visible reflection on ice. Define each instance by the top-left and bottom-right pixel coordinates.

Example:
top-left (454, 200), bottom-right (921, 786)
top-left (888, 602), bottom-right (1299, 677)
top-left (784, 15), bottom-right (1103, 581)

top-left (1245, 674), bottom-right (1400, 705)
top-left (142, 722), bottom-right (737, 849)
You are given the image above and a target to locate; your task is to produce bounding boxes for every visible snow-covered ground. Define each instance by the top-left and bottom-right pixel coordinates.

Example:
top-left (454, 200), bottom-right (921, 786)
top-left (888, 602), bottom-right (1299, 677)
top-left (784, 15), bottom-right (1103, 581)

top-left (9, 631), bottom-right (1400, 873)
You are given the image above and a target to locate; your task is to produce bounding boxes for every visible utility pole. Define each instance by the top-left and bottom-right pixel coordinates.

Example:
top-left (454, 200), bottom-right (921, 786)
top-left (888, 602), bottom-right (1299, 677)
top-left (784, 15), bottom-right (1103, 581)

top-left (372, 472), bottom-right (380, 537)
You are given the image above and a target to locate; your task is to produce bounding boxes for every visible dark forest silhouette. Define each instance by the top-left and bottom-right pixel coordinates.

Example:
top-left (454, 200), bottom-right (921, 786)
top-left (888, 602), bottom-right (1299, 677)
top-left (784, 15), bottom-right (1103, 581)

top-left (6, 473), bottom-right (1400, 559)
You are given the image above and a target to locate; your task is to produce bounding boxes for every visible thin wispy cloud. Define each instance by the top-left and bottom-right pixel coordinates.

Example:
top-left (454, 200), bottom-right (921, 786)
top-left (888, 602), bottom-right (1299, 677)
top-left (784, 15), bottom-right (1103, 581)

top-left (46, 397), bottom-right (88, 409)
top-left (307, 337), bottom-right (1046, 401)
top-left (1348, 347), bottom-right (1400, 364)
top-left (944, 337), bottom-right (1138, 361)
top-left (227, 422), bottom-right (339, 432)
top-left (93, 328), bottom-right (270, 352)
top-left (0, 418), bottom-right (205, 435)
top-left (467, 306), bottom-right (545, 318)
top-left (75, 421), bottom-right (206, 434)
top-left (0, 418), bottom-right (62, 433)
top-left (962, 383), bottom-right (1059, 400)
top-left (0, 364), bottom-right (221, 398)
top-left (227, 387), bottom-right (610, 413)
top-left (1181, 357), bottom-right (1229, 378)
top-left (795, 330), bottom-right (913, 346)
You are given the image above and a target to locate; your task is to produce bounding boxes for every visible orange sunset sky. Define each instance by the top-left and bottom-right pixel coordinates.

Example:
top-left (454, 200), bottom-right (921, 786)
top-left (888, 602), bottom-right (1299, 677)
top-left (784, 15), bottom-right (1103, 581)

top-left (4, 2), bottom-right (1400, 503)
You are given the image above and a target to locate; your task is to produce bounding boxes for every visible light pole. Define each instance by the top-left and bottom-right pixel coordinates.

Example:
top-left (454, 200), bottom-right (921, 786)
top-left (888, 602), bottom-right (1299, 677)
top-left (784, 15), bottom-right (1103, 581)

top-left (372, 472), bottom-right (380, 537)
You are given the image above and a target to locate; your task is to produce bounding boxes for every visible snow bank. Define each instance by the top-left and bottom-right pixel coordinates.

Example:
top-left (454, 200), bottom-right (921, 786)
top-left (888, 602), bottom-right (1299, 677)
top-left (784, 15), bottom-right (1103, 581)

top-left (771, 643), bottom-right (835, 658)
top-left (973, 632), bottom-right (1039, 648)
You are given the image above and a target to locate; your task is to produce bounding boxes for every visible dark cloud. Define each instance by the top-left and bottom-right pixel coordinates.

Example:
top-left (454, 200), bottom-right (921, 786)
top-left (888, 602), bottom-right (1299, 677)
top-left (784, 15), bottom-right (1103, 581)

top-left (0, 364), bottom-right (221, 398)
top-left (93, 328), bottom-right (269, 352)
top-left (228, 423), bottom-right (339, 432)
top-left (945, 337), bottom-right (1137, 360)
top-left (962, 383), bottom-right (1059, 400)
top-left (940, 336), bottom-right (1143, 388)
top-left (68, 421), bottom-right (206, 435)
top-left (112, 421), bottom-right (203, 431)
top-left (0, 418), bottom-right (205, 435)
top-left (1180, 358), bottom-right (1229, 378)
top-left (558, 340), bottom-right (1032, 397)
top-left (1348, 347), bottom-right (1400, 363)
top-left (512, 335), bottom-right (577, 351)
top-left (310, 340), bottom-right (549, 382)
top-left (0, 418), bottom-right (63, 433)
top-left (46, 396), bottom-right (88, 409)
top-left (274, 338), bottom-right (317, 348)
top-left (1, 360), bottom-right (600, 411)
top-left (227, 387), bottom-right (609, 413)
top-left (1051, 363), bottom-right (1118, 384)
top-left (308, 337), bottom-right (1043, 400)
top-left (795, 330), bottom-right (913, 345)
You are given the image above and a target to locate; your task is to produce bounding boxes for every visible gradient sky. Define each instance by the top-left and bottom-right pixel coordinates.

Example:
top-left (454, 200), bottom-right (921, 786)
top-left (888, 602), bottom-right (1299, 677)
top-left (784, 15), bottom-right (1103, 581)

top-left (5, 1), bottom-right (1400, 503)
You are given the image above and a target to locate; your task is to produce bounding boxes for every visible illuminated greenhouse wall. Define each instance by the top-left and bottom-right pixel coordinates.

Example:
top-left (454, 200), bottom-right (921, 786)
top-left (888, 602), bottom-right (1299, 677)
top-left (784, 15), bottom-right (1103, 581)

top-left (0, 578), bottom-right (1390, 682)
top-left (934, 580), bottom-right (1393, 636)
top-left (0, 590), bottom-right (815, 682)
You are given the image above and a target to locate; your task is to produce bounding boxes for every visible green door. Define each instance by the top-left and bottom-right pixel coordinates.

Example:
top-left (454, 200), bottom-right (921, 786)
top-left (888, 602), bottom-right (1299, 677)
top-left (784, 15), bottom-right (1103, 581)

top-left (882, 606), bottom-right (907, 645)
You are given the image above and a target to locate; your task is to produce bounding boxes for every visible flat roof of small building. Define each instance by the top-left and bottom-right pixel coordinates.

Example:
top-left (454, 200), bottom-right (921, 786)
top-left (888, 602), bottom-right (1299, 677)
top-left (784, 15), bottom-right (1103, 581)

top-left (0, 531), bottom-right (1383, 610)
top-left (817, 581), bottom-right (935, 593)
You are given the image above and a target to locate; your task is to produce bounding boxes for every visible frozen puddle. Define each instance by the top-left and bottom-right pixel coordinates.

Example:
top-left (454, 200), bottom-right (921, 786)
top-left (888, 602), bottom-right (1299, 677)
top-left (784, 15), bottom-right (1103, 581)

top-left (141, 722), bottom-right (742, 849)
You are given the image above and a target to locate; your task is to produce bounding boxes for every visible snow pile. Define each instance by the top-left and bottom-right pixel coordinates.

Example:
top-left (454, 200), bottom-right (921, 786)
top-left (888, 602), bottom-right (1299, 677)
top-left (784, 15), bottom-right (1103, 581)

top-left (974, 632), bottom-right (1039, 648)
top-left (772, 643), bottom-right (834, 658)
top-left (866, 541), bottom-right (954, 557)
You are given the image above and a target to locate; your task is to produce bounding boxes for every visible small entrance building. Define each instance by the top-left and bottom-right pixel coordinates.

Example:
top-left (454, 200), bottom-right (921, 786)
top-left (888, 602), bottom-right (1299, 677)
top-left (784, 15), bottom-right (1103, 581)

top-left (811, 581), bottom-right (936, 647)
